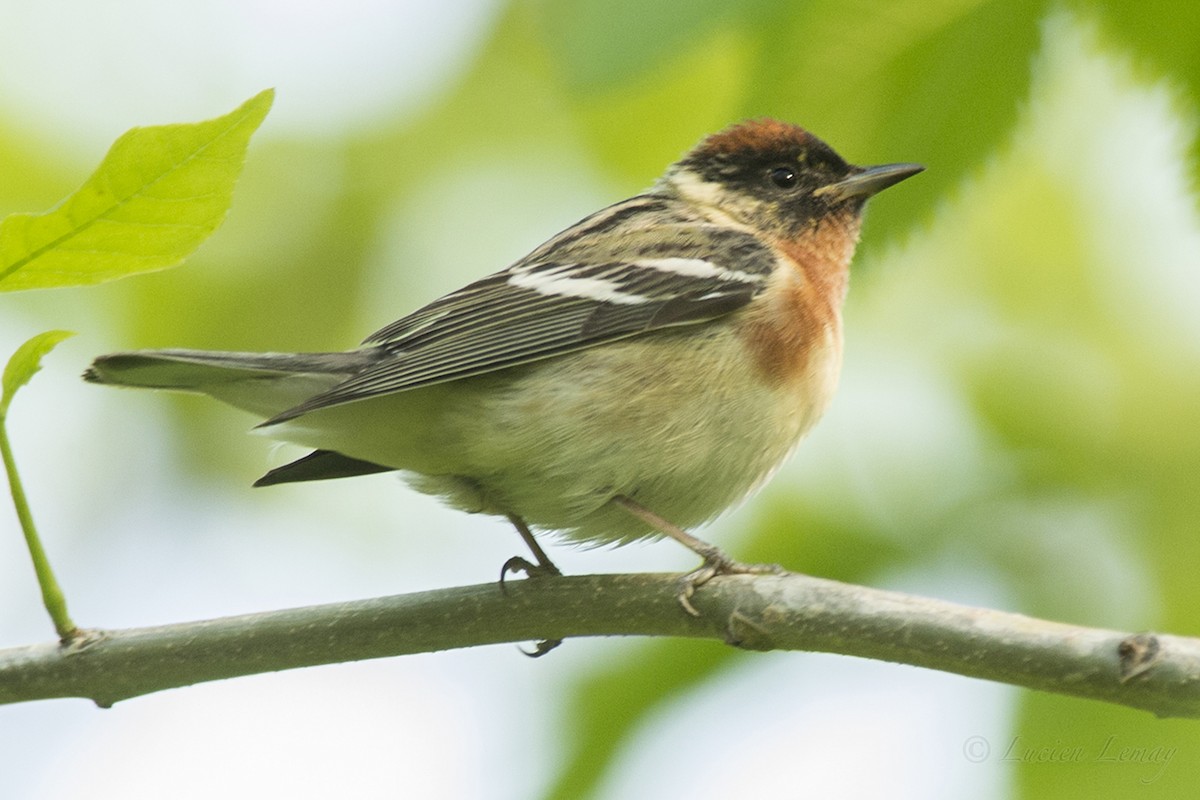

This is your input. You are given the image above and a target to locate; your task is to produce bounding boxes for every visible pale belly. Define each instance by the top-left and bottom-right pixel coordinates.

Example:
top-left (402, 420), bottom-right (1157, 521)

top-left (271, 324), bottom-right (842, 544)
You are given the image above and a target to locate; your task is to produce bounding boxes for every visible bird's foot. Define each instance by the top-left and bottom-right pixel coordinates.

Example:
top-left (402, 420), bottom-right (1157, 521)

top-left (676, 546), bottom-right (784, 617)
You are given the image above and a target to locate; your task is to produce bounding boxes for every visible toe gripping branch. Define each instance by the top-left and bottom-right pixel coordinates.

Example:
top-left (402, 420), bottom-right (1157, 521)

top-left (500, 516), bottom-right (563, 657)
top-left (611, 495), bottom-right (783, 616)
top-left (496, 502), bottom-right (783, 657)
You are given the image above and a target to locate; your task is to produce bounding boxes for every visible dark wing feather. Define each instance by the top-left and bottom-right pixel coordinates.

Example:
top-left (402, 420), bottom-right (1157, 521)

top-left (254, 449), bottom-right (394, 486)
top-left (263, 197), bottom-right (776, 425)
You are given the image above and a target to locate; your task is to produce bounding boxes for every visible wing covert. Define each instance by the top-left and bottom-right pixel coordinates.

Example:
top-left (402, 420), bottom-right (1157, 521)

top-left (264, 199), bottom-right (778, 424)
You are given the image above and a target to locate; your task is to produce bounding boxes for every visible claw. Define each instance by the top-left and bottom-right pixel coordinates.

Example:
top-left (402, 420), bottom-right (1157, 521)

top-left (497, 524), bottom-right (565, 656)
top-left (675, 555), bottom-right (785, 616)
top-left (498, 555), bottom-right (560, 595)
top-left (610, 495), bottom-right (786, 615)
top-left (520, 638), bottom-right (563, 658)
top-left (498, 514), bottom-right (563, 595)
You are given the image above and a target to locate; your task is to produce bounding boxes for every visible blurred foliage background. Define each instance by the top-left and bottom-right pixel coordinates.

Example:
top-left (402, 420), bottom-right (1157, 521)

top-left (2, 1), bottom-right (1199, 798)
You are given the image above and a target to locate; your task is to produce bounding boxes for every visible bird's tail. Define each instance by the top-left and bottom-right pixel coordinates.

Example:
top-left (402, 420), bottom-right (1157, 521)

top-left (85, 348), bottom-right (380, 418)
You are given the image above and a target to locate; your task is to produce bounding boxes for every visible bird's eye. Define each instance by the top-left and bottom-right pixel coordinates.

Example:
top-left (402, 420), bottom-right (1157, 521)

top-left (769, 166), bottom-right (798, 189)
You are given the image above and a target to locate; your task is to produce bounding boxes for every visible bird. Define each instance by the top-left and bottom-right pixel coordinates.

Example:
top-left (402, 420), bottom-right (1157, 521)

top-left (86, 118), bottom-right (921, 614)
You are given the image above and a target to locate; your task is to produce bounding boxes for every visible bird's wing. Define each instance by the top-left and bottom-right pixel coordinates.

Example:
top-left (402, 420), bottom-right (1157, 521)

top-left (263, 198), bottom-right (777, 424)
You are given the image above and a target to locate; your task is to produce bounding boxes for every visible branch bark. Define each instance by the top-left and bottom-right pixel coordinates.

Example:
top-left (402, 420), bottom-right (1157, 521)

top-left (2, 571), bottom-right (1198, 716)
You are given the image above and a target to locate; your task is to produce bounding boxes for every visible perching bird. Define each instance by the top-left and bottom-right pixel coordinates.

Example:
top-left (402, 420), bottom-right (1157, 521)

top-left (86, 118), bottom-right (921, 612)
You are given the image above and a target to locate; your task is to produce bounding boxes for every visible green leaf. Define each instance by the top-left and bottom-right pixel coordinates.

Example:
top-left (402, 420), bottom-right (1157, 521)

top-left (1, 330), bottom-right (75, 415)
top-left (0, 88), bottom-right (274, 292)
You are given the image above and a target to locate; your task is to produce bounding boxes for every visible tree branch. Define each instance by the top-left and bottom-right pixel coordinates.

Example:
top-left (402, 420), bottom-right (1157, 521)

top-left (2, 571), bottom-right (1198, 716)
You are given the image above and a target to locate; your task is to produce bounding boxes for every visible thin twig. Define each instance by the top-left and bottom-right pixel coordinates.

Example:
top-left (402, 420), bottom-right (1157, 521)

top-left (0, 419), bottom-right (76, 642)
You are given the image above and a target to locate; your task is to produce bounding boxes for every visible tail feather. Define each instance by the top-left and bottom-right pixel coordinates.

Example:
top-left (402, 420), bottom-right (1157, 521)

top-left (254, 449), bottom-right (395, 486)
top-left (85, 348), bottom-right (382, 418)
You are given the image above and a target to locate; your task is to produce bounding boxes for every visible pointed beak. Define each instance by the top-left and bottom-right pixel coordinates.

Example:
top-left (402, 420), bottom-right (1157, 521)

top-left (815, 162), bottom-right (924, 202)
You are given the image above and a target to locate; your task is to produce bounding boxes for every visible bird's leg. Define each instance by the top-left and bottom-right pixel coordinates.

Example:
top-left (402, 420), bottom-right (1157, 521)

top-left (499, 514), bottom-right (563, 657)
top-left (500, 514), bottom-right (562, 583)
top-left (611, 495), bottom-right (783, 617)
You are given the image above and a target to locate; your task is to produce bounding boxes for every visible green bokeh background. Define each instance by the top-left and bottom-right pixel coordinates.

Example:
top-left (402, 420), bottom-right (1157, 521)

top-left (3, 1), bottom-right (1199, 797)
